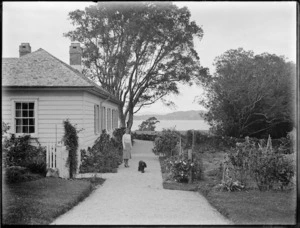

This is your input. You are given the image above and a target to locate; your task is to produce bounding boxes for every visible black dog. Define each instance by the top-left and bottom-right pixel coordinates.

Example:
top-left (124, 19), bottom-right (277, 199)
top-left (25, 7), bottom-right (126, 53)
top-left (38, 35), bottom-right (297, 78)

top-left (138, 160), bottom-right (147, 173)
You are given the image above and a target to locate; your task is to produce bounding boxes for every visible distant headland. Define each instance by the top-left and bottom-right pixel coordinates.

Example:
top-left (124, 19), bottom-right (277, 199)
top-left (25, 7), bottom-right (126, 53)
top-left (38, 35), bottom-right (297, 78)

top-left (134, 110), bottom-right (207, 120)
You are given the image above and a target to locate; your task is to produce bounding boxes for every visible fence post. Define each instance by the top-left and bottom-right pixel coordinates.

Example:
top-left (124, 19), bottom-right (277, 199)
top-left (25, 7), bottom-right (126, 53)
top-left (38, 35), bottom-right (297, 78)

top-left (56, 142), bottom-right (62, 178)
top-left (46, 143), bottom-right (49, 168)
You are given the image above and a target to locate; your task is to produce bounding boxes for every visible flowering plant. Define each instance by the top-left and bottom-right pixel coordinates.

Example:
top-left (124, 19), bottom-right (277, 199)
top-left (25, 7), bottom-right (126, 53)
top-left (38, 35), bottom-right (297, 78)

top-left (164, 154), bottom-right (200, 183)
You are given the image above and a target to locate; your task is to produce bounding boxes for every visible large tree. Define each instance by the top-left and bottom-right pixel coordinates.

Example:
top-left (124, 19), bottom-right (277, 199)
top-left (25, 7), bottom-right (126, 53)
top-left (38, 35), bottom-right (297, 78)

top-left (65, 2), bottom-right (206, 129)
top-left (199, 48), bottom-right (296, 138)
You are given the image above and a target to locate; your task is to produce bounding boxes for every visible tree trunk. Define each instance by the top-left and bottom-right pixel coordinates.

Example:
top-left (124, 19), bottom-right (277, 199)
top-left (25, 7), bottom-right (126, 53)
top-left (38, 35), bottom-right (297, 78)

top-left (118, 105), bottom-right (126, 128)
top-left (126, 109), bottom-right (134, 131)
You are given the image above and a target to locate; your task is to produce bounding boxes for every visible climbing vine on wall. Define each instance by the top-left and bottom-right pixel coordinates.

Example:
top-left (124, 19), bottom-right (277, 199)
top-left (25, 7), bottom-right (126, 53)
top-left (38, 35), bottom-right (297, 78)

top-left (63, 119), bottom-right (79, 178)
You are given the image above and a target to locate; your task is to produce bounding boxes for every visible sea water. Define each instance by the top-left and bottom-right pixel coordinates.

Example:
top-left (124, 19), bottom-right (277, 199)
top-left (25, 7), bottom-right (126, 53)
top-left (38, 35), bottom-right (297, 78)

top-left (132, 119), bottom-right (210, 131)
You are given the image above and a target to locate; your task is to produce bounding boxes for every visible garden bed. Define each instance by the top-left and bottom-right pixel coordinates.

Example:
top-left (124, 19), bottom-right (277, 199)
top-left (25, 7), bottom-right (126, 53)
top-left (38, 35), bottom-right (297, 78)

top-left (159, 150), bottom-right (296, 225)
top-left (2, 177), bottom-right (105, 225)
top-left (159, 156), bottom-right (201, 191)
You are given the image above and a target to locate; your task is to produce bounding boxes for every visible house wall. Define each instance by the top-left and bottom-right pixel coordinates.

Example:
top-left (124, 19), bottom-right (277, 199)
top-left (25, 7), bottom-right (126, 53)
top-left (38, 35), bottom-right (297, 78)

top-left (2, 89), bottom-right (119, 170)
top-left (82, 91), bottom-right (119, 150)
top-left (2, 89), bottom-right (85, 146)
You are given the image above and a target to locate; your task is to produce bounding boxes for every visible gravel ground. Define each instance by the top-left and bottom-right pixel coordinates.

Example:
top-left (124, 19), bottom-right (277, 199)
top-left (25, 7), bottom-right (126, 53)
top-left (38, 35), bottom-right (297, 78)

top-left (52, 140), bottom-right (231, 225)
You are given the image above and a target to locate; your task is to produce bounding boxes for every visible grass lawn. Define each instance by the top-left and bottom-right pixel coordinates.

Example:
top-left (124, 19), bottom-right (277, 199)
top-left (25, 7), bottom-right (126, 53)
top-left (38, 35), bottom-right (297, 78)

top-left (159, 152), bottom-right (297, 225)
top-left (2, 177), bottom-right (105, 225)
top-left (198, 180), bottom-right (296, 225)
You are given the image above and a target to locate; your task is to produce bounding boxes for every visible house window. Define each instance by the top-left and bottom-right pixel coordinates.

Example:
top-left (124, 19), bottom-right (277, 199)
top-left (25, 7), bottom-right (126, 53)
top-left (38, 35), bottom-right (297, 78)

top-left (12, 99), bottom-right (38, 137)
top-left (94, 105), bottom-right (100, 134)
top-left (115, 110), bottom-right (119, 129)
top-left (107, 108), bottom-right (111, 132)
top-left (112, 109), bottom-right (118, 129)
top-left (15, 102), bottom-right (35, 134)
top-left (101, 106), bottom-right (106, 131)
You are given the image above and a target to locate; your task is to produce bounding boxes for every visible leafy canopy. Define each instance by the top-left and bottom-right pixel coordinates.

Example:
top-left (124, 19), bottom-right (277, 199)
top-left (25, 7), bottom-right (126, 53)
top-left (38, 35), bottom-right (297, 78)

top-left (199, 48), bottom-right (295, 138)
top-left (64, 2), bottom-right (206, 128)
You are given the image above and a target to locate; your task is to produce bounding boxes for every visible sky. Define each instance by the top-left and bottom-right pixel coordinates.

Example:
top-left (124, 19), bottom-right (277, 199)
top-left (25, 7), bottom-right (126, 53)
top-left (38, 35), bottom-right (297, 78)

top-left (2, 1), bottom-right (297, 115)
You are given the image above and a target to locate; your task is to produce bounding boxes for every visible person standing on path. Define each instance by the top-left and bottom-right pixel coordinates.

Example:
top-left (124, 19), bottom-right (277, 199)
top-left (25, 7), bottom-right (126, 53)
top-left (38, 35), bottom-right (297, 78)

top-left (122, 128), bottom-right (132, 167)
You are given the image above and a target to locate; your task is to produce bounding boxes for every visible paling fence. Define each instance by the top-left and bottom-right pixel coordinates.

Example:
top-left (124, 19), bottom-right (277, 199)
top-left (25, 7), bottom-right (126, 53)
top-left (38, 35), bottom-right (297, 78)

top-left (46, 142), bottom-right (69, 178)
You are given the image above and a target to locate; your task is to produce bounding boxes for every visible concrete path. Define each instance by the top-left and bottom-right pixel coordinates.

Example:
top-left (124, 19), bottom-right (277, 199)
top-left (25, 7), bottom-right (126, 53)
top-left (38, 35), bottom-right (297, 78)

top-left (52, 140), bottom-right (231, 225)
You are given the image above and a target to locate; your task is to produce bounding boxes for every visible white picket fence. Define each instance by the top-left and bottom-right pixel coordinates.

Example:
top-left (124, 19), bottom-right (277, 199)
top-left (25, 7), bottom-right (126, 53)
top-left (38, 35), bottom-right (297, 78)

top-left (46, 142), bottom-right (69, 178)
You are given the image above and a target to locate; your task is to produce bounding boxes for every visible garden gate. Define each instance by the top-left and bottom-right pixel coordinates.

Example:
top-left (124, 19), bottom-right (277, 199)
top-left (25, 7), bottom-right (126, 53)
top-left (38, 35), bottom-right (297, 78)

top-left (46, 142), bottom-right (69, 178)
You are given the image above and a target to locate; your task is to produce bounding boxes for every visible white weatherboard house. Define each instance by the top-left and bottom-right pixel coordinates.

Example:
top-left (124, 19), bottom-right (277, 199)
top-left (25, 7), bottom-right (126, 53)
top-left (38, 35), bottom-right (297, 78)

top-left (2, 43), bottom-right (120, 176)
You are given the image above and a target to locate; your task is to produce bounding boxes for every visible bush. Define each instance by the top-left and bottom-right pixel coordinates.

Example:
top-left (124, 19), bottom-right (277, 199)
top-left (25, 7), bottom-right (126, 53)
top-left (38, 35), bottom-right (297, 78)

top-left (226, 136), bottom-right (295, 191)
top-left (185, 130), bottom-right (244, 153)
top-left (113, 127), bottom-right (126, 143)
top-left (5, 166), bottom-right (28, 183)
top-left (80, 130), bottom-right (121, 173)
top-left (191, 152), bottom-right (205, 181)
top-left (276, 134), bottom-right (293, 154)
top-left (112, 127), bottom-right (131, 164)
top-left (2, 121), bottom-right (10, 135)
top-left (5, 166), bottom-right (43, 183)
top-left (133, 132), bottom-right (157, 141)
top-left (163, 152), bottom-right (204, 183)
top-left (251, 151), bottom-right (294, 191)
top-left (63, 119), bottom-right (79, 178)
top-left (3, 134), bottom-right (46, 176)
top-left (152, 129), bottom-right (180, 157)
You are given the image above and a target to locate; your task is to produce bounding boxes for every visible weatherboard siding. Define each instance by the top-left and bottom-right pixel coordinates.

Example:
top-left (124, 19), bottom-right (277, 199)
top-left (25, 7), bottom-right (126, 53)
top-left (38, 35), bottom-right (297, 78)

top-left (81, 92), bottom-right (119, 149)
top-left (2, 89), bottom-right (119, 171)
top-left (33, 91), bottom-right (84, 147)
top-left (2, 90), bottom-right (85, 146)
top-left (82, 92), bottom-right (99, 149)
top-left (2, 94), bottom-right (11, 124)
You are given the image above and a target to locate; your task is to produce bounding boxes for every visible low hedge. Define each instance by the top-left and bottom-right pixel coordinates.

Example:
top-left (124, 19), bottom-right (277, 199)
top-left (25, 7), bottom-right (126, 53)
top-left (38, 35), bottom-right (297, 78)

top-left (133, 132), bottom-right (158, 141)
top-left (3, 133), bottom-right (47, 183)
top-left (5, 166), bottom-right (44, 183)
top-left (184, 130), bottom-right (294, 155)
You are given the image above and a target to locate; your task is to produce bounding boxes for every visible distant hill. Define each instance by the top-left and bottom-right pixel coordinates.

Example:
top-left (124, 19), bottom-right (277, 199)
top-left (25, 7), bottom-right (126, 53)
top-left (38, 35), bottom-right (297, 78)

top-left (134, 110), bottom-right (207, 120)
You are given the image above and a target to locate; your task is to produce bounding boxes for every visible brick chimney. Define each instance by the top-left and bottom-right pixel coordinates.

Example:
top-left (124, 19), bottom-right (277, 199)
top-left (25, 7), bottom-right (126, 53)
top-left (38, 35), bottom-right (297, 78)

top-left (19, 43), bottom-right (31, 57)
top-left (69, 43), bottom-right (82, 73)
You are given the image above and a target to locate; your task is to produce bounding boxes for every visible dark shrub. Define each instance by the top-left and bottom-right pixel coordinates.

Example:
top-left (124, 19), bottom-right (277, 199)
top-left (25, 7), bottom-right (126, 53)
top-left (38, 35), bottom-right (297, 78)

top-left (152, 129), bottom-right (180, 157)
top-left (5, 166), bottom-right (43, 183)
top-left (80, 130), bottom-right (121, 173)
top-left (113, 127), bottom-right (126, 144)
top-left (112, 127), bottom-right (126, 163)
top-left (63, 119), bottom-right (79, 179)
top-left (5, 166), bottom-right (28, 183)
top-left (27, 163), bottom-right (47, 176)
top-left (133, 132), bottom-right (157, 141)
top-left (3, 134), bottom-right (46, 176)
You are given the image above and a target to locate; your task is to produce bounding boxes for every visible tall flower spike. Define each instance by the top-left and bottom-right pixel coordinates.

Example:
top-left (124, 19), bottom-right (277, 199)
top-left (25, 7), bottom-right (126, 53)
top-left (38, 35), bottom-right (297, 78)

top-left (266, 134), bottom-right (272, 152)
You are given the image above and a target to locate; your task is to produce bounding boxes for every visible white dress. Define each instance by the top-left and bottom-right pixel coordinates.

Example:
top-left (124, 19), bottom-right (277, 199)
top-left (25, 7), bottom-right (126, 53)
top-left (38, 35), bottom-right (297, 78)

top-left (122, 133), bottom-right (132, 159)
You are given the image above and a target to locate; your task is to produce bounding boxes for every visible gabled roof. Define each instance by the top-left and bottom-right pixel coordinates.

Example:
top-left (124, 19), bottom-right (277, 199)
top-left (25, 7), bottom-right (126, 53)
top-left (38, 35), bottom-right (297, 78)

top-left (2, 48), bottom-right (119, 103)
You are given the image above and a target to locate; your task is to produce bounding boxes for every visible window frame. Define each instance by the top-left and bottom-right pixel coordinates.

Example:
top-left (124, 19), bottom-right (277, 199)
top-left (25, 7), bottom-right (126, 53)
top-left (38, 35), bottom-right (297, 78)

top-left (101, 106), bottom-right (106, 131)
top-left (94, 104), bottom-right (100, 135)
top-left (107, 108), bottom-right (111, 132)
top-left (11, 98), bottom-right (39, 138)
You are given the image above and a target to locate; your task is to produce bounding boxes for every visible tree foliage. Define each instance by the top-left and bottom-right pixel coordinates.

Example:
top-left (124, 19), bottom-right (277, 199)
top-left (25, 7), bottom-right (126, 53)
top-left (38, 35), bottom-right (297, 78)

top-left (199, 48), bottom-right (295, 138)
top-left (64, 2), bottom-right (206, 129)
top-left (63, 119), bottom-right (79, 178)
top-left (138, 116), bottom-right (160, 131)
